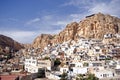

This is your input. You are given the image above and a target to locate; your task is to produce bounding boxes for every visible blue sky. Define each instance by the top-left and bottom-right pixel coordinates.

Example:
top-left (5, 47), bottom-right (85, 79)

top-left (0, 0), bottom-right (120, 43)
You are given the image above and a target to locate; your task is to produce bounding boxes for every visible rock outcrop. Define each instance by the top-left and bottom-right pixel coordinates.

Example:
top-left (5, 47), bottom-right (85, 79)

top-left (32, 13), bottom-right (120, 49)
top-left (33, 34), bottom-right (54, 48)
top-left (76, 13), bottom-right (120, 39)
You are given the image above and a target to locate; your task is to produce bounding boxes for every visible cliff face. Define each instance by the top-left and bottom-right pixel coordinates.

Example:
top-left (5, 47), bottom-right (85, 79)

top-left (32, 13), bottom-right (120, 49)
top-left (32, 22), bottom-right (79, 48)
top-left (0, 34), bottom-right (24, 51)
top-left (33, 34), bottom-right (54, 48)
top-left (53, 22), bottom-right (79, 43)
top-left (77, 13), bottom-right (120, 39)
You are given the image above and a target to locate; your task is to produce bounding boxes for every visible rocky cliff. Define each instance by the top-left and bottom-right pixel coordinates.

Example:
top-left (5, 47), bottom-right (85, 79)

top-left (33, 34), bottom-right (54, 48)
top-left (33, 13), bottom-right (120, 49)
top-left (0, 34), bottom-right (24, 51)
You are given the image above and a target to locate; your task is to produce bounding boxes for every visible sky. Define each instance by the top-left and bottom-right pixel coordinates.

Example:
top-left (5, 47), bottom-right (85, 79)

top-left (0, 0), bottom-right (120, 43)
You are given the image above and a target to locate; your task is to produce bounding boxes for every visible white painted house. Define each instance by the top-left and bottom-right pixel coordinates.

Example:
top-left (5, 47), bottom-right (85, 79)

top-left (69, 62), bottom-right (88, 75)
top-left (24, 57), bottom-right (52, 73)
top-left (24, 57), bottom-right (38, 73)
top-left (72, 67), bottom-right (88, 75)
top-left (93, 70), bottom-right (115, 79)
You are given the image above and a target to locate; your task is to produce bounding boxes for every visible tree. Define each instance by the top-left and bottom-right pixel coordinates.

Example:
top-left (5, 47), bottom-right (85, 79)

top-left (76, 74), bottom-right (85, 80)
top-left (54, 58), bottom-right (61, 66)
top-left (83, 62), bottom-right (89, 67)
top-left (37, 68), bottom-right (45, 78)
top-left (3, 53), bottom-right (12, 60)
top-left (87, 74), bottom-right (99, 80)
top-left (76, 74), bottom-right (99, 80)
top-left (44, 56), bottom-right (50, 60)
top-left (60, 72), bottom-right (68, 80)
top-left (53, 58), bottom-right (61, 70)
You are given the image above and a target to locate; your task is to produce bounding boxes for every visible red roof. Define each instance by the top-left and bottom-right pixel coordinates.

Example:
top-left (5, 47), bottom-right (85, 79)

top-left (0, 75), bottom-right (18, 80)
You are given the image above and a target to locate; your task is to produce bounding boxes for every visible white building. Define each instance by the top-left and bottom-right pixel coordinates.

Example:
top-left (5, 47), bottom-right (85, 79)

top-left (104, 34), bottom-right (113, 38)
top-left (24, 57), bottom-right (38, 73)
top-left (72, 67), bottom-right (88, 75)
top-left (37, 60), bottom-right (52, 71)
top-left (24, 57), bottom-right (52, 73)
top-left (69, 61), bottom-right (88, 75)
top-left (93, 70), bottom-right (115, 79)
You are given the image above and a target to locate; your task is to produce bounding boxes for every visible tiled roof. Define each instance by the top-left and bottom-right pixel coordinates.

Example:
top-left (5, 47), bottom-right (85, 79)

top-left (0, 75), bottom-right (18, 80)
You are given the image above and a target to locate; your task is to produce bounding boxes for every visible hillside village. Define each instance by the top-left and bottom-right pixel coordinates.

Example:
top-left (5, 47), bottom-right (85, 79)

top-left (0, 33), bottom-right (120, 80)
top-left (0, 13), bottom-right (120, 80)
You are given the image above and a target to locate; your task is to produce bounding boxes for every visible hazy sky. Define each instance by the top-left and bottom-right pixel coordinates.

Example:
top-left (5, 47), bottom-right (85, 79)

top-left (0, 0), bottom-right (120, 43)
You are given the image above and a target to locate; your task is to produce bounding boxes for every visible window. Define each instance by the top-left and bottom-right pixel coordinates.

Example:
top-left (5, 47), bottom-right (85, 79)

top-left (32, 61), bottom-right (35, 64)
top-left (103, 74), bottom-right (107, 77)
top-left (70, 64), bottom-right (75, 67)
top-left (113, 73), bottom-right (114, 76)
top-left (96, 49), bottom-right (100, 52)
top-left (29, 61), bottom-right (31, 63)
top-left (70, 69), bottom-right (73, 71)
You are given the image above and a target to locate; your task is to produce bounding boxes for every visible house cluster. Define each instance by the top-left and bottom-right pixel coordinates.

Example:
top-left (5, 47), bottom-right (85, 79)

top-left (22, 33), bottom-right (120, 80)
top-left (0, 33), bottom-right (120, 80)
top-left (0, 47), bottom-right (27, 80)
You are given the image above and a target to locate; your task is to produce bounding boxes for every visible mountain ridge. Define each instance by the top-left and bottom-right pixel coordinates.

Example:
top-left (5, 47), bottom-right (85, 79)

top-left (0, 13), bottom-right (120, 50)
top-left (0, 34), bottom-right (24, 52)
top-left (32, 13), bottom-right (120, 49)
